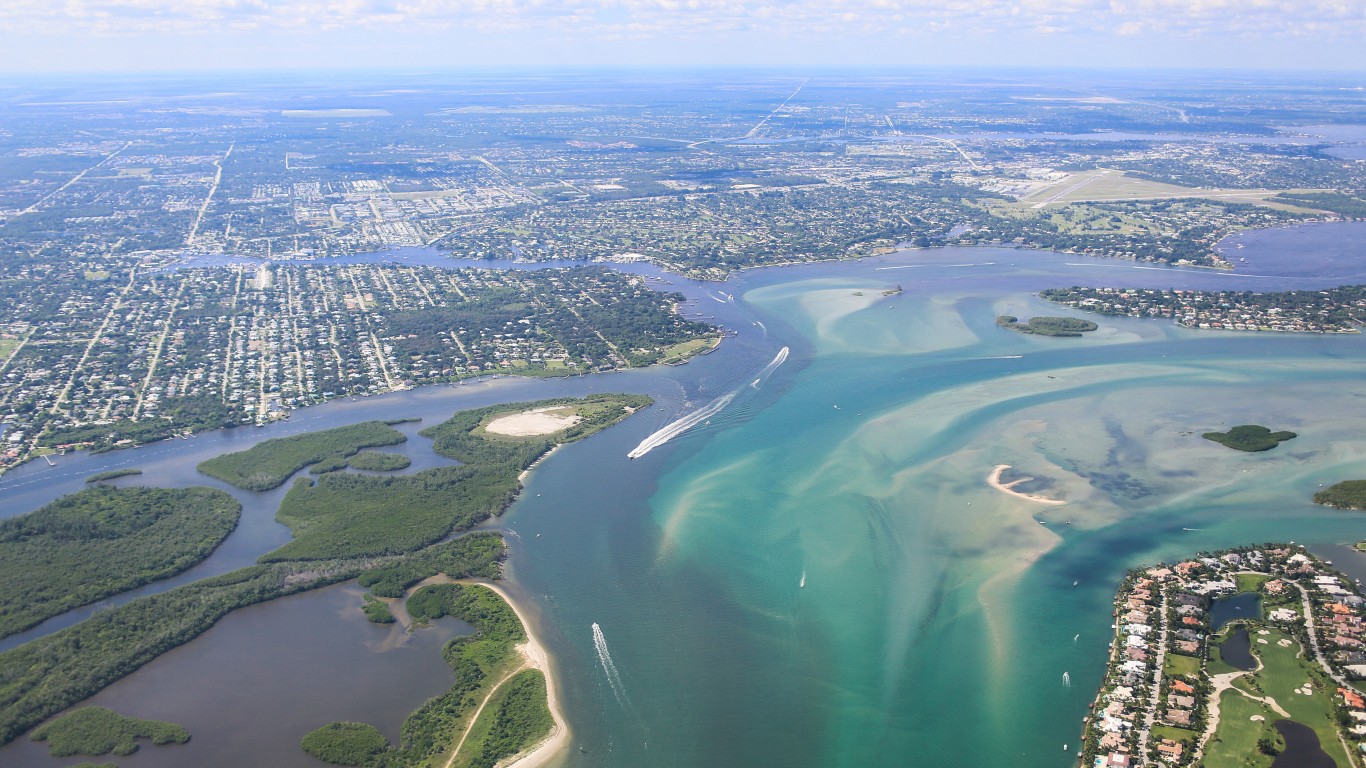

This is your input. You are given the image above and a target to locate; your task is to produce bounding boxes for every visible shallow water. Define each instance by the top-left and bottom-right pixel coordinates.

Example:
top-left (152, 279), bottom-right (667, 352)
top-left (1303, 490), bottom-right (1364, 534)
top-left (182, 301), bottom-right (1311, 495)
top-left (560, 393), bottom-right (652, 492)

top-left (6, 225), bottom-right (1366, 767)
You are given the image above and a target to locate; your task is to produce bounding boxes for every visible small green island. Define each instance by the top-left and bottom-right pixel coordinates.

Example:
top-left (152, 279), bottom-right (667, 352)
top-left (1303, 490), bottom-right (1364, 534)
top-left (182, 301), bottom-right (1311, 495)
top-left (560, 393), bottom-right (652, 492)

top-left (197, 420), bottom-right (410, 491)
top-left (1314, 480), bottom-right (1366, 510)
top-left (995, 315), bottom-right (1098, 337)
top-left (339, 451), bottom-right (411, 472)
top-left (0, 485), bottom-right (240, 640)
top-left (30, 706), bottom-right (188, 757)
top-left (1202, 424), bottom-right (1298, 452)
top-left (84, 468), bottom-right (142, 483)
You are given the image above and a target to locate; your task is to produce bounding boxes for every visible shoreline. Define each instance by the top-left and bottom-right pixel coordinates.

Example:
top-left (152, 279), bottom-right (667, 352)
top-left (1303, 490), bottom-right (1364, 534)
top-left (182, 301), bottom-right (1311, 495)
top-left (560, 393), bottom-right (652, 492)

top-left (986, 464), bottom-right (1066, 505)
top-left (476, 580), bottom-right (572, 768)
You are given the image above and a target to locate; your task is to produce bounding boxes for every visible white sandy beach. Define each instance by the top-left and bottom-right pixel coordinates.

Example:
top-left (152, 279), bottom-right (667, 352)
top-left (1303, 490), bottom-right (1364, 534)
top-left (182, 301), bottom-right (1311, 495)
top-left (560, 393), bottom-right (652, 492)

top-left (986, 464), bottom-right (1067, 505)
top-left (485, 406), bottom-right (581, 437)
top-left (477, 581), bottom-right (571, 768)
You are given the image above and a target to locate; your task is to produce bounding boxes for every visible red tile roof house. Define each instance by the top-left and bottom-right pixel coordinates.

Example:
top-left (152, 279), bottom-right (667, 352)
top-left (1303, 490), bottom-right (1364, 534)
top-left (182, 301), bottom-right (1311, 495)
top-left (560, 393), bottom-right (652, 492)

top-left (1170, 680), bottom-right (1196, 695)
top-left (1157, 739), bottom-right (1184, 761)
top-left (1340, 687), bottom-right (1366, 710)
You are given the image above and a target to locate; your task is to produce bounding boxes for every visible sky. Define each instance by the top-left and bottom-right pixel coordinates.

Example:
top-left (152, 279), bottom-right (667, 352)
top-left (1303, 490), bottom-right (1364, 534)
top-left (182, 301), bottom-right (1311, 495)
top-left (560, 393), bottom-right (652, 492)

top-left (0, 0), bottom-right (1363, 73)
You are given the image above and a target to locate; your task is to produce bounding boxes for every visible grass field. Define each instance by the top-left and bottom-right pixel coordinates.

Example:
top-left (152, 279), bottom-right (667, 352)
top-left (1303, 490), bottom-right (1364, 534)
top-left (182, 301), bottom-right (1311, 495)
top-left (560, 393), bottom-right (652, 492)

top-left (1152, 724), bottom-right (1200, 745)
top-left (1016, 168), bottom-right (1327, 211)
top-left (1237, 574), bottom-right (1271, 593)
top-left (655, 335), bottom-right (721, 365)
top-left (1165, 653), bottom-right (1202, 678)
top-left (1208, 627), bottom-right (1350, 767)
top-left (1203, 690), bottom-right (1279, 768)
top-left (0, 337), bottom-right (17, 363)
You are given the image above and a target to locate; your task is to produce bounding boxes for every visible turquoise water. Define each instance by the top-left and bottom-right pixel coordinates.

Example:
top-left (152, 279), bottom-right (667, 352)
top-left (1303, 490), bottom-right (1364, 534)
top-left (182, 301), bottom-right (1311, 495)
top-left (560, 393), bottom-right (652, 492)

top-left (6, 234), bottom-right (1366, 767)
top-left (504, 245), bottom-right (1366, 768)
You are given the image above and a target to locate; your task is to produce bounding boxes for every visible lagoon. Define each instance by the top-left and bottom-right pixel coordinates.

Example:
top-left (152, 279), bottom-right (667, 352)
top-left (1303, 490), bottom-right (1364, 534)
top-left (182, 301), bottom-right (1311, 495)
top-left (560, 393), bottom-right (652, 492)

top-left (6, 227), bottom-right (1366, 766)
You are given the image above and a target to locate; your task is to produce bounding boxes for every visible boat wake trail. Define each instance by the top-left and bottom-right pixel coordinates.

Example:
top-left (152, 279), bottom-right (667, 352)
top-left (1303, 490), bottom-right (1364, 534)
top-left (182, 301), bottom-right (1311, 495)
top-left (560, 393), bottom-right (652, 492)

top-left (628, 346), bottom-right (788, 458)
top-left (593, 622), bottom-right (630, 707)
top-left (750, 346), bottom-right (789, 389)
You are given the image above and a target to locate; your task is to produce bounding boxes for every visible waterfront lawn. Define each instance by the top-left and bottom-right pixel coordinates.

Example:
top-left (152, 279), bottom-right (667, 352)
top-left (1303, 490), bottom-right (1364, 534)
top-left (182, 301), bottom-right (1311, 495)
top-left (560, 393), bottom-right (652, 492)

top-left (1152, 725), bottom-right (1199, 745)
top-left (655, 336), bottom-right (720, 365)
top-left (1165, 653), bottom-right (1202, 678)
top-left (197, 421), bottom-right (407, 491)
top-left (1243, 628), bottom-right (1350, 768)
top-left (1203, 691), bottom-right (1278, 768)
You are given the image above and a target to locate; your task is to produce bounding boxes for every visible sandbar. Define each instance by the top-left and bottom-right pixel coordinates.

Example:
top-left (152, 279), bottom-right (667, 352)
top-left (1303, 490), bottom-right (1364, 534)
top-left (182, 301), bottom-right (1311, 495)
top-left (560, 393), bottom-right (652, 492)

top-left (986, 464), bottom-right (1066, 505)
top-left (485, 406), bottom-right (582, 437)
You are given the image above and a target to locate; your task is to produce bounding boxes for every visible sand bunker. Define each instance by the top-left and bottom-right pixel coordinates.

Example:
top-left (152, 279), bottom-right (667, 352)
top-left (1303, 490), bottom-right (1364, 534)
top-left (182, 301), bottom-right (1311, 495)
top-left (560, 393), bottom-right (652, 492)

top-left (485, 407), bottom-right (581, 436)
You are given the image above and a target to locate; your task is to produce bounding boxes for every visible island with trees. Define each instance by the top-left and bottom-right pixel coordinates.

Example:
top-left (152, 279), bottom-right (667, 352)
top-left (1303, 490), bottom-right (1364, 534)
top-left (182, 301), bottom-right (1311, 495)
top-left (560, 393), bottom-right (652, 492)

top-left (1041, 285), bottom-right (1366, 333)
top-left (84, 469), bottom-right (142, 483)
top-left (1313, 480), bottom-right (1366, 511)
top-left (0, 485), bottom-right (240, 640)
top-left (995, 315), bottom-right (1099, 337)
top-left (29, 707), bottom-right (188, 758)
top-left (196, 420), bottom-right (409, 491)
top-left (1202, 425), bottom-right (1298, 452)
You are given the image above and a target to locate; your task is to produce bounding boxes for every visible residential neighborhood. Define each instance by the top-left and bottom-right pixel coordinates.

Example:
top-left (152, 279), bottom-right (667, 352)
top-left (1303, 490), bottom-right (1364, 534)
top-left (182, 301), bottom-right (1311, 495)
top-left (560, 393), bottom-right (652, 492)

top-left (1081, 545), bottom-right (1366, 768)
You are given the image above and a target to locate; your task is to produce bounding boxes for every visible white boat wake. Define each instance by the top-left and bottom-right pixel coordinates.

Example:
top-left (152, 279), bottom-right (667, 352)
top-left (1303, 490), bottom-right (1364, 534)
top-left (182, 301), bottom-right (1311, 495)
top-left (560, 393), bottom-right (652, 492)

top-left (592, 622), bottom-right (630, 706)
top-left (629, 347), bottom-right (788, 458)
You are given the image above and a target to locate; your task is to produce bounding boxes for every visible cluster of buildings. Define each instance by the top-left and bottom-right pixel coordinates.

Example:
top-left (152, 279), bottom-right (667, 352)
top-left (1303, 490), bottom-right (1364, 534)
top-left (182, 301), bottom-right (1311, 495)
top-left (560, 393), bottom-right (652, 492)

top-left (0, 263), bottom-right (712, 472)
top-left (1082, 545), bottom-right (1366, 768)
top-left (1043, 286), bottom-right (1366, 334)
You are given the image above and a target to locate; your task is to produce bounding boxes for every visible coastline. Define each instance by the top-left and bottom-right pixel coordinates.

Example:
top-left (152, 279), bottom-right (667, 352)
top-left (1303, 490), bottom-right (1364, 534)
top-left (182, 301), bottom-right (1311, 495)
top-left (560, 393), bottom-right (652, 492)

top-left (985, 464), bottom-right (1066, 505)
top-left (476, 580), bottom-right (572, 768)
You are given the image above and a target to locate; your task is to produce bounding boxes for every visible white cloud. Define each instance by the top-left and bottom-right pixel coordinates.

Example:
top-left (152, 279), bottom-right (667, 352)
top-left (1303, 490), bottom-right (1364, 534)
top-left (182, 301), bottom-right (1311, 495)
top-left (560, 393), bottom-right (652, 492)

top-left (0, 0), bottom-right (1362, 51)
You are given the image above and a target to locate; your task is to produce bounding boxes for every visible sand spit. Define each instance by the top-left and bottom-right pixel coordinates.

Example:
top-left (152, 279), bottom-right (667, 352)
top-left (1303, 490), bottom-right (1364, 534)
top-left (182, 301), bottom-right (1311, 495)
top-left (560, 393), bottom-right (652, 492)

top-left (987, 464), bottom-right (1067, 506)
top-left (477, 581), bottom-right (571, 768)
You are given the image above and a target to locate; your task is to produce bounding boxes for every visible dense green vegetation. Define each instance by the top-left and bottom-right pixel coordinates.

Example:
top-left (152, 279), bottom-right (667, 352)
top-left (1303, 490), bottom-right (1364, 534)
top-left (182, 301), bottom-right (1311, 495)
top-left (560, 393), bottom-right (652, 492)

top-left (261, 395), bottom-right (648, 562)
top-left (1202, 424), bottom-right (1298, 452)
top-left (357, 533), bottom-right (504, 598)
top-left (197, 421), bottom-right (408, 490)
top-left (346, 451), bottom-right (412, 472)
top-left (304, 584), bottom-right (548, 768)
top-left (996, 315), bottom-right (1099, 337)
top-left (30, 707), bottom-right (188, 757)
top-left (361, 595), bottom-right (395, 624)
top-left (467, 670), bottom-right (552, 768)
top-left (0, 485), bottom-right (240, 640)
top-left (0, 534), bottom-right (503, 746)
top-left (301, 722), bottom-right (391, 766)
top-left (1314, 480), bottom-right (1366, 510)
top-left (84, 468), bottom-right (142, 483)
top-left (1270, 191), bottom-right (1366, 218)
